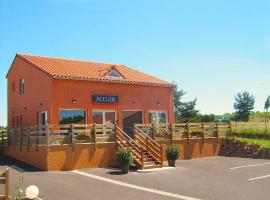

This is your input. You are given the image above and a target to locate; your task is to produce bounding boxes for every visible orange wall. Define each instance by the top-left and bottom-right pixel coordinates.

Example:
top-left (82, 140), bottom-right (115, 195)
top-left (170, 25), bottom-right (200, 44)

top-left (7, 56), bottom-right (53, 127)
top-left (2, 146), bottom-right (48, 170)
top-left (47, 143), bottom-right (117, 170)
top-left (51, 79), bottom-right (174, 127)
top-left (159, 138), bottom-right (223, 160)
top-left (1, 138), bottom-right (224, 171)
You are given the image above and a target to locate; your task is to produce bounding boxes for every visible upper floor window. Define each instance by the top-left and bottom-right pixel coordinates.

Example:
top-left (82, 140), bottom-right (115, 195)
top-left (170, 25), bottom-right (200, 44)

top-left (106, 70), bottom-right (123, 78)
top-left (19, 79), bottom-right (24, 95)
top-left (12, 82), bottom-right (15, 92)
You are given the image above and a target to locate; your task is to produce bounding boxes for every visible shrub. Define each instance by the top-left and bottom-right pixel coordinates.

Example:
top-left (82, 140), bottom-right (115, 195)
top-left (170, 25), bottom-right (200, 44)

top-left (116, 147), bottom-right (133, 166)
top-left (166, 144), bottom-right (180, 160)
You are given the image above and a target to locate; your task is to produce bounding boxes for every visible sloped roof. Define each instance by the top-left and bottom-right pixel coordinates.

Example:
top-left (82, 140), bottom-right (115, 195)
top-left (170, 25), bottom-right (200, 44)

top-left (12, 53), bottom-right (173, 87)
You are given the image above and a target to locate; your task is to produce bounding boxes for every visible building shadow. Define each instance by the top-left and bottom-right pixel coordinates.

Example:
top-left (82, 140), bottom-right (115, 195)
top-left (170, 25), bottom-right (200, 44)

top-left (0, 153), bottom-right (42, 173)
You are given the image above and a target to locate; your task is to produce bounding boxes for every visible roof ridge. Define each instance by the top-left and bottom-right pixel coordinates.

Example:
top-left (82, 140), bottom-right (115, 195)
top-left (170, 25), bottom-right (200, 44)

top-left (17, 53), bottom-right (125, 66)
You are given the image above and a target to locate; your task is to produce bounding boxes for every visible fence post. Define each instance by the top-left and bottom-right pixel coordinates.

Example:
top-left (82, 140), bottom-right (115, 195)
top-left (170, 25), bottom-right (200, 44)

top-left (27, 130), bottom-right (30, 152)
top-left (186, 123), bottom-right (190, 144)
top-left (46, 125), bottom-right (49, 152)
top-left (5, 168), bottom-right (9, 200)
top-left (201, 123), bottom-right (205, 143)
top-left (70, 124), bottom-right (74, 151)
top-left (160, 145), bottom-right (163, 166)
top-left (151, 123), bottom-right (155, 140)
top-left (7, 130), bottom-right (9, 151)
top-left (1, 130), bottom-right (3, 148)
top-left (93, 123), bottom-right (96, 150)
top-left (169, 123), bottom-right (173, 145)
top-left (6, 130), bottom-right (9, 151)
top-left (229, 122), bottom-right (232, 136)
top-left (35, 126), bottom-right (39, 152)
top-left (216, 122), bottom-right (219, 142)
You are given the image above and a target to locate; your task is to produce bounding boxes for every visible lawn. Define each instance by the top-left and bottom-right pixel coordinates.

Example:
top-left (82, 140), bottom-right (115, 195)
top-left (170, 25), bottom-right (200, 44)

top-left (236, 137), bottom-right (270, 148)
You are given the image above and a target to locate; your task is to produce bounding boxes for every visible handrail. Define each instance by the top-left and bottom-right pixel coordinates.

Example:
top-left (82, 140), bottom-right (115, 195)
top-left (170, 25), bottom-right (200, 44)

top-left (133, 126), bottom-right (163, 165)
top-left (134, 126), bottom-right (161, 147)
top-left (115, 126), bottom-right (144, 169)
top-left (134, 132), bottom-right (161, 154)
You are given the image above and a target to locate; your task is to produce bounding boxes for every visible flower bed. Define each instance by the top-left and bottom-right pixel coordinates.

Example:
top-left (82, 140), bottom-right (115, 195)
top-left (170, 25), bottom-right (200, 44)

top-left (220, 139), bottom-right (270, 159)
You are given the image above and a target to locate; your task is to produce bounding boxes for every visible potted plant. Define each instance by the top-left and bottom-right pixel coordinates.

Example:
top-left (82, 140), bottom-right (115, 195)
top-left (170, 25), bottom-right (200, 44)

top-left (166, 144), bottom-right (180, 167)
top-left (116, 147), bottom-right (133, 174)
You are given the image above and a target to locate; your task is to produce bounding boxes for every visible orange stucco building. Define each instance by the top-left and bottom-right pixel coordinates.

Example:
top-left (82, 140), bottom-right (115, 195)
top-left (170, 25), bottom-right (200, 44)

top-left (7, 54), bottom-right (174, 133)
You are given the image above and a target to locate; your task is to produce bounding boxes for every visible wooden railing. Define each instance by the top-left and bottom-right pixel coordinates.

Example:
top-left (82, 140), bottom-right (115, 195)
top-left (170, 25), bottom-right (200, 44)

top-left (133, 126), bottom-right (163, 165)
top-left (7, 124), bottom-right (116, 151)
top-left (0, 169), bottom-right (9, 200)
top-left (135, 122), bottom-right (231, 142)
top-left (115, 126), bottom-right (145, 169)
top-left (0, 130), bottom-right (8, 150)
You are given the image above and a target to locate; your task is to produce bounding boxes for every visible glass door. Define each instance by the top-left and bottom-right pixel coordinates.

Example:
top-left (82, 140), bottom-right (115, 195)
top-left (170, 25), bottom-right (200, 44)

top-left (39, 111), bottom-right (47, 135)
top-left (93, 110), bottom-right (117, 134)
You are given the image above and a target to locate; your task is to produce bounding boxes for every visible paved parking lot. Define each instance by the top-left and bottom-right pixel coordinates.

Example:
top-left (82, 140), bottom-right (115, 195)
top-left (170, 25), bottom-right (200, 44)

top-left (0, 154), bottom-right (269, 200)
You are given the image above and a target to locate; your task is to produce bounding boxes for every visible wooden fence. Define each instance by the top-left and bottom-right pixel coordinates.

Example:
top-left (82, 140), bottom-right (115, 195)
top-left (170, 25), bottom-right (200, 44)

top-left (134, 122), bottom-right (231, 142)
top-left (0, 130), bottom-right (8, 150)
top-left (7, 124), bottom-right (116, 151)
top-left (3, 122), bottom-right (231, 152)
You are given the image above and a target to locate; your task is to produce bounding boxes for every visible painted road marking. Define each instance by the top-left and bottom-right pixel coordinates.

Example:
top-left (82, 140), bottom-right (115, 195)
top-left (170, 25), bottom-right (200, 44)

top-left (248, 175), bottom-right (270, 181)
top-left (230, 162), bottom-right (270, 170)
top-left (73, 170), bottom-right (203, 200)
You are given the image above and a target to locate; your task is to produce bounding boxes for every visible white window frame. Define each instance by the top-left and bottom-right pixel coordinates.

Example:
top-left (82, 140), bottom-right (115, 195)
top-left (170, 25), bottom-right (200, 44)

top-left (148, 111), bottom-right (168, 124)
top-left (39, 111), bottom-right (48, 135)
top-left (105, 70), bottom-right (123, 78)
top-left (58, 109), bottom-right (87, 124)
top-left (92, 109), bottom-right (117, 125)
top-left (19, 79), bottom-right (25, 96)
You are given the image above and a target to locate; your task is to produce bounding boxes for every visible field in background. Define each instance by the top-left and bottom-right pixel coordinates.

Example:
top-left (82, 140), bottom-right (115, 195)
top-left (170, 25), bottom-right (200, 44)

top-left (231, 122), bottom-right (270, 135)
top-left (231, 122), bottom-right (270, 147)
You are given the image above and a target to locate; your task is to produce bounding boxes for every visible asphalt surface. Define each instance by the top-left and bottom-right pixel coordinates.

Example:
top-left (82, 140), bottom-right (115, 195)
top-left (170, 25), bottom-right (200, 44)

top-left (0, 154), bottom-right (269, 200)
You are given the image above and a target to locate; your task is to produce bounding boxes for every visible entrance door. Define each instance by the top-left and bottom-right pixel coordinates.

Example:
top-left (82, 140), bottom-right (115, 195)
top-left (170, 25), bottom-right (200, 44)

top-left (39, 111), bottom-right (47, 135)
top-left (92, 110), bottom-right (117, 134)
top-left (122, 111), bottom-right (143, 136)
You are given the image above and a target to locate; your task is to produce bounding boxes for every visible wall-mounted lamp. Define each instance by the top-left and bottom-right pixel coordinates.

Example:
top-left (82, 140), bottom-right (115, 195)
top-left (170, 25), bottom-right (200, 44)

top-left (132, 101), bottom-right (137, 106)
top-left (24, 107), bottom-right (27, 112)
top-left (39, 103), bottom-right (43, 108)
top-left (157, 101), bottom-right (161, 106)
top-left (72, 99), bottom-right (77, 104)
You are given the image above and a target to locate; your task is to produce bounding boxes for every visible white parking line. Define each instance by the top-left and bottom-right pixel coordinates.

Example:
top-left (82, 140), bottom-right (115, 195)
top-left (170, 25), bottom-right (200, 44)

top-left (230, 162), bottom-right (270, 170)
top-left (248, 175), bottom-right (270, 181)
top-left (73, 170), bottom-right (202, 200)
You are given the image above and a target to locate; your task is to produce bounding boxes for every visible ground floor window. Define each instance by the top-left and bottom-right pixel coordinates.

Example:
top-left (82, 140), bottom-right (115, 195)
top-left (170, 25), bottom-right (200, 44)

top-left (92, 110), bottom-right (116, 125)
top-left (59, 109), bottom-right (86, 124)
top-left (149, 111), bottom-right (167, 124)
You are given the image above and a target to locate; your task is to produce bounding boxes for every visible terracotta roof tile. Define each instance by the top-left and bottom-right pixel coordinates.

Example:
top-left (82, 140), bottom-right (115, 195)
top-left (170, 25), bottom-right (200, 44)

top-left (16, 53), bottom-right (173, 87)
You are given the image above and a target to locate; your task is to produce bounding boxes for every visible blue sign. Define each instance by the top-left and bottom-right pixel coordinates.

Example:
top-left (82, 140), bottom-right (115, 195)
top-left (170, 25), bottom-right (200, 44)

top-left (92, 95), bottom-right (118, 104)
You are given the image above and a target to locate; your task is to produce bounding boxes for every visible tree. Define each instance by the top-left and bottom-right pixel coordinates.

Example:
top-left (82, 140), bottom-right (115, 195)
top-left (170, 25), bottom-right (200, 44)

top-left (264, 96), bottom-right (270, 111)
top-left (264, 95), bottom-right (270, 126)
top-left (234, 91), bottom-right (255, 121)
top-left (173, 83), bottom-right (199, 122)
top-left (173, 83), bottom-right (185, 121)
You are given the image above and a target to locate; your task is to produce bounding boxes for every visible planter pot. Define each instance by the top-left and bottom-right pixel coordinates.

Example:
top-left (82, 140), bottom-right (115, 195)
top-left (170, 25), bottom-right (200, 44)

top-left (120, 165), bottom-right (129, 174)
top-left (168, 160), bottom-right (176, 167)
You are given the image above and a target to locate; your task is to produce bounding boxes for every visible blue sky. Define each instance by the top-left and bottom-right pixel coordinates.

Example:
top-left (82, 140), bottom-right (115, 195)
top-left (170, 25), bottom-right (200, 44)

top-left (1, 0), bottom-right (270, 126)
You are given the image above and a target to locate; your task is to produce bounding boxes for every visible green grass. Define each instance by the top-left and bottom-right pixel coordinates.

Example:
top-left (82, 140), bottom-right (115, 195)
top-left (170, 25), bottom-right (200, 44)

top-left (236, 137), bottom-right (270, 148)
